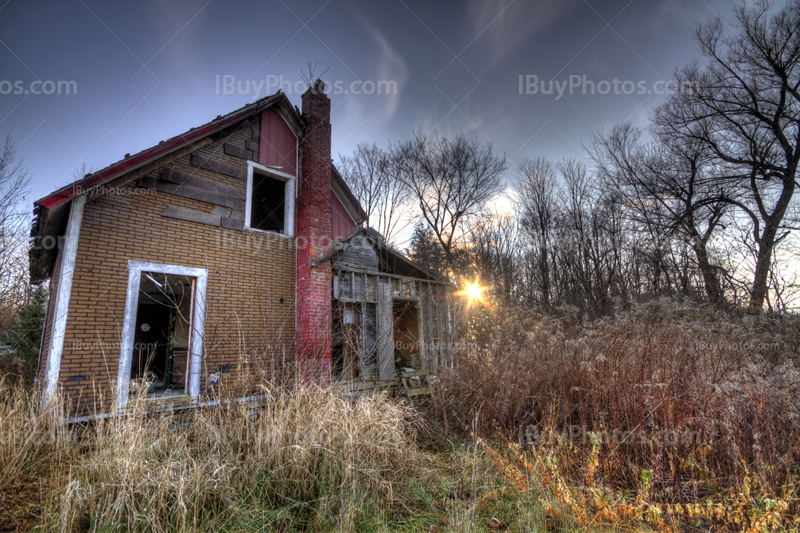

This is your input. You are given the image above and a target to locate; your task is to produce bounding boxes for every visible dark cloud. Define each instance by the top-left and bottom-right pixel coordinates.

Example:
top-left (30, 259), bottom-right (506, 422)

top-left (0, 0), bottom-right (761, 202)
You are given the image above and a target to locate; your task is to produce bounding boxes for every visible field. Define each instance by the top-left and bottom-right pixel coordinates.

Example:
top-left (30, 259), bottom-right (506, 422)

top-left (0, 300), bottom-right (798, 532)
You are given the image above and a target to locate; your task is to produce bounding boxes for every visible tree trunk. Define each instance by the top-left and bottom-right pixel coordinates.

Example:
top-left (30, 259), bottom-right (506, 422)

top-left (747, 180), bottom-right (795, 314)
top-left (693, 238), bottom-right (725, 305)
top-left (748, 237), bottom-right (774, 314)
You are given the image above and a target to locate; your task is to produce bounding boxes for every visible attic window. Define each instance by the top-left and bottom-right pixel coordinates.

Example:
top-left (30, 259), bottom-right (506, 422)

top-left (245, 161), bottom-right (295, 236)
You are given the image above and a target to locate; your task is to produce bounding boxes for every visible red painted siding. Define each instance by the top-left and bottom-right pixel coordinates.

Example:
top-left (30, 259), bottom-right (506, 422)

top-left (259, 109), bottom-right (297, 176)
top-left (331, 192), bottom-right (356, 241)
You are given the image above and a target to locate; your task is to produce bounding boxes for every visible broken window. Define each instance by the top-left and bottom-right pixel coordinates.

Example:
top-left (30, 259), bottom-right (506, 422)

top-left (130, 272), bottom-right (193, 397)
top-left (250, 172), bottom-right (285, 233)
top-left (245, 161), bottom-right (295, 235)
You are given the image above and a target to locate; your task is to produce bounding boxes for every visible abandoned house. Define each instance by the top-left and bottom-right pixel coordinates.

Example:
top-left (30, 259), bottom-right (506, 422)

top-left (30, 80), bottom-right (452, 415)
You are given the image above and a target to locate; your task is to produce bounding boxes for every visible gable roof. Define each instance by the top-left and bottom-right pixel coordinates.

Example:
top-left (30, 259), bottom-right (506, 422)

top-left (29, 89), bottom-right (368, 283)
top-left (332, 227), bottom-right (445, 282)
top-left (34, 91), bottom-right (300, 210)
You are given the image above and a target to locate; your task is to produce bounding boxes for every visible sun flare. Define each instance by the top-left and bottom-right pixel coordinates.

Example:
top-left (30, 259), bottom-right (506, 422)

top-left (457, 277), bottom-right (489, 306)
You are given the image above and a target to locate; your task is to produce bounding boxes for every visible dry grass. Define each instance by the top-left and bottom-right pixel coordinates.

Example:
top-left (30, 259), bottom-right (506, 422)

top-left (0, 382), bottom-right (436, 532)
top-left (430, 298), bottom-right (800, 530)
top-left (2, 299), bottom-right (799, 531)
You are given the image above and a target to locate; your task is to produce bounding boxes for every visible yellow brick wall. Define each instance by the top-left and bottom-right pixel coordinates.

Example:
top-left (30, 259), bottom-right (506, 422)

top-left (55, 124), bottom-right (297, 414)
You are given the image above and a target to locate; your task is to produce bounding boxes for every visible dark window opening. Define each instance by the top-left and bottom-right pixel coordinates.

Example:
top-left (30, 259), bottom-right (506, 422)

top-left (251, 173), bottom-right (285, 233)
top-left (393, 300), bottom-right (420, 370)
top-left (130, 273), bottom-right (193, 398)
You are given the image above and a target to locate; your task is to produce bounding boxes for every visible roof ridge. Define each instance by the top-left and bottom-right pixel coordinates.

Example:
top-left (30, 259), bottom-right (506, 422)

top-left (35, 91), bottom-right (299, 209)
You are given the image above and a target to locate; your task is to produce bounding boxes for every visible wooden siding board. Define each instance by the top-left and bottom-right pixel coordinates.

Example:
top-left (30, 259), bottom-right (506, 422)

top-left (333, 236), bottom-right (380, 271)
top-left (161, 206), bottom-right (222, 226)
top-left (223, 142), bottom-right (253, 160)
top-left (138, 176), bottom-right (245, 211)
top-left (258, 109), bottom-right (297, 176)
top-left (331, 192), bottom-right (356, 240)
top-left (377, 278), bottom-right (394, 381)
top-left (160, 168), bottom-right (244, 198)
top-left (189, 153), bottom-right (247, 180)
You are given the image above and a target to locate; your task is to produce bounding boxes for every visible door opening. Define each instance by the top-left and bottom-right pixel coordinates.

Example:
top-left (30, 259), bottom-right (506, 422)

top-left (130, 272), bottom-right (193, 397)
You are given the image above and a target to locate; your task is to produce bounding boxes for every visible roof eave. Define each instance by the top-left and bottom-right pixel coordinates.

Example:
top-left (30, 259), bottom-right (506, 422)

top-left (35, 91), bottom-right (299, 210)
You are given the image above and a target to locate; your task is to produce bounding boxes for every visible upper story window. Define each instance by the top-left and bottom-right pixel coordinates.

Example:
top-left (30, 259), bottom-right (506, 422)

top-left (245, 161), bottom-right (295, 236)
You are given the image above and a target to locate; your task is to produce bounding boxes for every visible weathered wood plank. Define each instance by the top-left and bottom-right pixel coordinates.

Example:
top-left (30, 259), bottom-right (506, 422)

top-left (161, 206), bottom-right (221, 227)
top-left (220, 216), bottom-right (243, 230)
top-left (223, 143), bottom-right (253, 160)
top-left (189, 153), bottom-right (246, 180)
top-left (333, 235), bottom-right (380, 270)
top-left (139, 177), bottom-right (245, 210)
top-left (377, 278), bottom-right (395, 381)
top-left (160, 168), bottom-right (244, 198)
top-left (400, 370), bottom-right (428, 378)
top-left (210, 205), bottom-right (232, 217)
top-left (245, 139), bottom-right (259, 153)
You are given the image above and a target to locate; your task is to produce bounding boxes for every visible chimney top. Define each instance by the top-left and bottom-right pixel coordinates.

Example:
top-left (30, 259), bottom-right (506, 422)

top-left (312, 79), bottom-right (325, 94)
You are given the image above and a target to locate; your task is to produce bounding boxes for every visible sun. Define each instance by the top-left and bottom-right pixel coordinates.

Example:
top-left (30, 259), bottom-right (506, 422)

top-left (456, 277), bottom-right (489, 306)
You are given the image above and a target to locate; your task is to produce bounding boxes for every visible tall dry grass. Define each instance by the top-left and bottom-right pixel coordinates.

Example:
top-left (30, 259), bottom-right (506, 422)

top-left (0, 381), bottom-right (432, 532)
top-left (432, 298), bottom-right (800, 506)
top-left (0, 380), bottom-right (69, 529)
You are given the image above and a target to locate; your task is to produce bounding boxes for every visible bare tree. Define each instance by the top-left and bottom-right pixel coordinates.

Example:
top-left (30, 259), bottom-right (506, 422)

top-left (391, 131), bottom-right (508, 265)
top-left (591, 124), bottom-right (729, 304)
top-left (0, 135), bottom-right (31, 333)
top-left (553, 160), bottom-right (631, 316)
top-left (470, 214), bottom-right (521, 305)
top-left (515, 157), bottom-right (558, 309)
top-left (337, 143), bottom-right (413, 244)
top-left (653, 0), bottom-right (800, 313)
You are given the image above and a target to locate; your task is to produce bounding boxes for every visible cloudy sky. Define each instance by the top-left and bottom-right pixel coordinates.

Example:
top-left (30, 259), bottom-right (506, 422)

top-left (0, 0), bottom-right (755, 205)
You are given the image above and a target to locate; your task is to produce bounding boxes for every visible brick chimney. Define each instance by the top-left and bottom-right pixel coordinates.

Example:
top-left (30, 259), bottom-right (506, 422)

top-left (296, 79), bottom-right (332, 380)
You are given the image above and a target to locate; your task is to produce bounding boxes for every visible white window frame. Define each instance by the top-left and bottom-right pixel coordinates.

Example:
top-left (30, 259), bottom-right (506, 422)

top-left (245, 160), bottom-right (295, 237)
top-left (115, 261), bottom-right (208, 410)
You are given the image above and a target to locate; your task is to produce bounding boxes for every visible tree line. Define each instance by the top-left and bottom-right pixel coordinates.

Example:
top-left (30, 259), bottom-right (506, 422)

top-left (339, 1), bottom-right (800, 315)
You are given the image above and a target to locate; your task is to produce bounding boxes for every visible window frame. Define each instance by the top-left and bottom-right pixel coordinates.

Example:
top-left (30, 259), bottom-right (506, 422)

top-left (116, 261), bottom-right (208, 410)
top-left (245, 160), bottom-right (295, 237)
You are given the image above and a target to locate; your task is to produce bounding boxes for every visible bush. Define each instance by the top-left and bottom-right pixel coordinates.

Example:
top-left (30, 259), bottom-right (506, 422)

top-left (1, 285), bottom-right (46, 384)
top-left (432, 298), bottom-right (800, 503)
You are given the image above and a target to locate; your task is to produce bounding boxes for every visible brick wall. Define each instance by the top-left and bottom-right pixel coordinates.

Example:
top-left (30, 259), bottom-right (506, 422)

top-left (296, 82), bottom-right (333, 379)
top-left (52, 120), bottom-right (296, 414)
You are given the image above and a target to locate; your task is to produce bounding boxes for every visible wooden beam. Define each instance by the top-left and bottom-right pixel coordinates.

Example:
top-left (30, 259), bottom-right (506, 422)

top-left (86, 138), bottom-right (212, 204)
top-left (161, 206), bottom-right (221, 227)
top-left (223, 143), bottom-right (253, 160)
top-left (138, 177), bottom-right (245, 210)
top-left (189, 153), bottom-right (246, 180)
